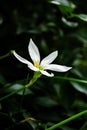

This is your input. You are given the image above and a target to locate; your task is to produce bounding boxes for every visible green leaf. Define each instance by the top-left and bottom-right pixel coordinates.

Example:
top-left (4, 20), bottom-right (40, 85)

top-left (50, 0), bottom-right (75, 15)
top-left (71, 82), bottom-right (87, 95)
top-left (73, 59), bottom-right (87, 79)
top-left (75, 14), bottom-right (87, 22)
top-left (62, 17), bottom-right (78, 27)
top-left (73, 100), bottom-right (87, 110)
top-left (7, 83), bottom-right (33, 95)
top-left (36, 96), bottom-right (58, 107)
top-left (50, 0), bottom-right (72, 6)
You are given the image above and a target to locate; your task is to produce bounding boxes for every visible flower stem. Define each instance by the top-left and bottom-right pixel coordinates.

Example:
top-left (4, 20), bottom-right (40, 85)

top-left (25, 72), bottom-right (41, 88)
top-left (0, 50), bottom-right (13, 60)
top-left (0, 72), bottom-right (41, 101)
top-left (0, 87), bottom-right (23, 101)
top-left (46, 110), bottom-right (87, 130)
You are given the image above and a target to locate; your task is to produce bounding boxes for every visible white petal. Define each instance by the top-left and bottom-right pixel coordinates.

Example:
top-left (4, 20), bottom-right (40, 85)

top-left (41, 51), bottom-right (58, 66)
top-left (40, 70), bottom-right (54, 77)
top-left (44, 64), bottom-right (72, 72)
top-left (28, 38), bottom-right (40, 63)
top-left (13, 50), bottom-right (32, 65)
top-left (27, 64), bottom-right (39, 71)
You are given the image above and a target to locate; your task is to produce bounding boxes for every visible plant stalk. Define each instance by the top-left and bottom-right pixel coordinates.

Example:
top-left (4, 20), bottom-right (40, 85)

top-left (46, 110), bottom-right (87, 130)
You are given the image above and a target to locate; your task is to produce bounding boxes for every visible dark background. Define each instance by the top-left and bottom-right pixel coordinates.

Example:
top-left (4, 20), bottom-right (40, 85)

top-left (0, 0), bottom-right (87, 130)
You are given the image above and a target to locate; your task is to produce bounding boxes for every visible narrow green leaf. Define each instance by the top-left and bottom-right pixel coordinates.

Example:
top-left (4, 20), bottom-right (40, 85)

top-left (46, 110), bottom-right (87, 130)
top-left (71, 82), bottom-right (87, 95)
top-left (54, 76), bottom-right (87, 84)
top-left (75, 14), bottom-right (87, 22)
top-left (62, 17), bottom-right (78, 27)
top-left (7, 83), bottom-right (32, 95)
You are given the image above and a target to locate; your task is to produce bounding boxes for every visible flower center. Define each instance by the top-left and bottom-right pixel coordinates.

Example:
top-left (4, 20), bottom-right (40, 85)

top-left (34, 60), bottom-right (39, 67)
top-left (34, 60), bottom-right (43, 70)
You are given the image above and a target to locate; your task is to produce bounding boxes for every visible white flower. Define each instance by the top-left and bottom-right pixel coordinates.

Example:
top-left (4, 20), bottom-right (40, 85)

top-left (13, 39), bottom-right (72, 77)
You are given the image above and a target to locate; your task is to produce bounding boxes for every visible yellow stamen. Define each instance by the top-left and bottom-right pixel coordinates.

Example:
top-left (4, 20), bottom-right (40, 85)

top-left (34, 60), bottom-right (44, 70)
top-left (34, 60), bottom-right (39, 67)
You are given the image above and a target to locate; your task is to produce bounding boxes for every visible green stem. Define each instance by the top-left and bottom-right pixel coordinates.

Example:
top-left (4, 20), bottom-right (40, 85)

top-left (54, 76), bottom-right (87, 84)
top-left (0, 51), bottom-right (12, 60)
top-left (25, 72), bottom-right (41, 88)
top-left (0, 87), bottom-right (23, 101)
top-left (46, 110), bottom-right (87, 130)
top-left (0, 72), bottom-right (41, 101)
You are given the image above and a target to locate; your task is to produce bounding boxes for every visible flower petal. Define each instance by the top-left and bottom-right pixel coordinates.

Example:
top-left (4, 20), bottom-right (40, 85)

top-left (40, 70), bottom-right (54, 77)
top-left (44, 64), bottom-right (72, 72)
top-left (27, 64), bottom-right (39, 71)
top-left (41, 51), bottom-right (58, 66)
top-left (28, 38), bottom-right (40, 63)
top-left (13, 50), bottom-right (32, 65)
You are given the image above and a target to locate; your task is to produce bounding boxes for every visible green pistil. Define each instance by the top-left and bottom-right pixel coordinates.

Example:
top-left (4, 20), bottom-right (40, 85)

top-left (38, 65), bottom-right (44, 70)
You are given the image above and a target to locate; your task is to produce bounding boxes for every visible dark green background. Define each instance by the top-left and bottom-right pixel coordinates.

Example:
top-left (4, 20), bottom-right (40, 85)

top-left (0, 0), bottom-right (87, 130)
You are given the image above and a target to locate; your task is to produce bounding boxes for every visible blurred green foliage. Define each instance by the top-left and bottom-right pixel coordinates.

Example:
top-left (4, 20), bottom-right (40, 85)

top-left (0, 0), bottom-right (87, 130)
